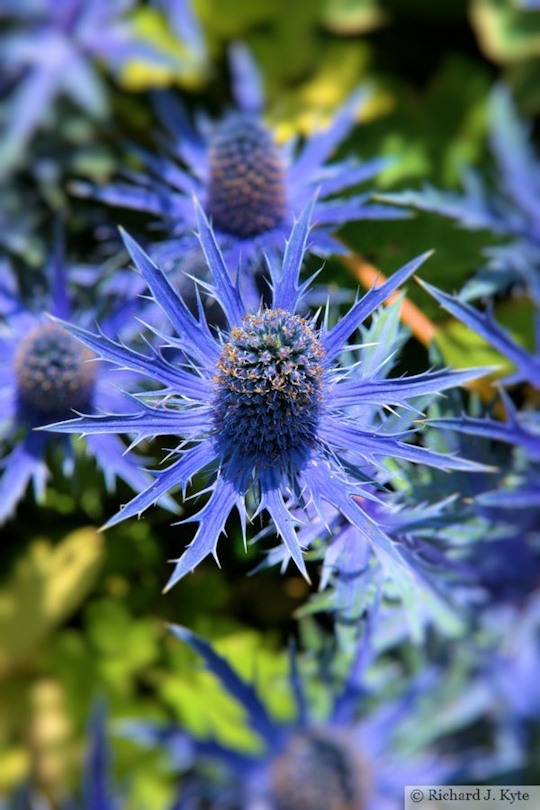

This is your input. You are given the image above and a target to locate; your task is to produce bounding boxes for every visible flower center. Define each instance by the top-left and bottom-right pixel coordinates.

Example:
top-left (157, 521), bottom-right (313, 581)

top-left (270, 731), bottom-right (367, 810)
top-left (213, 310), bottom-right (325, 466)
top-left (15, 322), bottom-right (96, 424)
top-left (205, 113), bottom-right (287, 239)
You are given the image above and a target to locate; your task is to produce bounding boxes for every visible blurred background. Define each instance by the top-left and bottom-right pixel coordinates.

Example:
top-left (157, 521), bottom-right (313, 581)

top-left (1, 0), bottom-right (539, 806)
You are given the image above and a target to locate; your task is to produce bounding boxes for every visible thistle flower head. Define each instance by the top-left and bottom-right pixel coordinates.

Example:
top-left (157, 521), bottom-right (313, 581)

top-left (206, 113), bottom-right (287, 239)
top-left (76, 45), bottom-right (407, 291)
top-left (15, 322), bottom-right (96, 424)
top-left (270, 729), bottom-right (367, 810)
top-left (45, 198), bottom-right (490, 590)
top-left (0, 252), bottom-right (175, 525)
top-left (121, 625), bottom-right (456, 810)
top-left (214, 309), bottom-right (325, 467)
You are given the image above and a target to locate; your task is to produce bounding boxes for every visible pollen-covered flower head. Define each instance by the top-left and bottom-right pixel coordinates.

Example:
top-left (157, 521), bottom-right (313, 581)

top-left (269, 728), bottom-right (368, 810)
top-left (213, 308), bottom-right (325, 468)
top-left (46, 198), bottom-right (489, 591)
top-left (0, 250), bottom-right (174, 524)
top-left (206, 112), bottom-right (287, 240)
top-left (15, 322), bottom-right (97, 424)
top-left (76, 43), bottom-right (407, 294)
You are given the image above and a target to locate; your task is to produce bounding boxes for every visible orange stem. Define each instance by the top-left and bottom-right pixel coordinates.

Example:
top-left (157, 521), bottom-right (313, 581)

top-left (341, 253), bottom-right (437, 347)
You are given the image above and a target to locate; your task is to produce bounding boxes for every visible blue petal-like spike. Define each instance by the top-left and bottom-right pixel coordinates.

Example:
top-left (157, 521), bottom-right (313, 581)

top-left (129, 144), bottom-right (201, 195)
top-left (1, 63), bottom-right (62, 167)
top-left (48, 224), bottom-right (69, 320)
top-left (489, 85), bottom-right (540, 226)
top-left (323, 251), bottom-right (433, 361)
top-left (0, 435), bottom-right (49, 524)
top-left (428, 414), bottom-right (540, 458)
top-left (87, 433), bottom-right (179, 514)
top-left (74, 180), bottom-right (185, 218)
top-left (194, 200), bottom-right (246, 327)
top-left (48, 317), bottom-right (214, 395)
top-left (272, 197), bottom-right (316, 311)
top-left (288, 641), bottom-right (309, 729)
top-left (289, 88), bottom-right (370, 184)
top-left (332, 367), bottom-right (492, 408)
top-left (379, 179), bottom-right (502, 233)
top-left (154, 0), bottom-right (206, 60)
top-left (102, 440), bottom-right (216, 530)
top-left (120, 228), bottom-right (220, 363)
top-left (229, 41), bottom-right (264, 115)
top-left (164, 475), bottom-right (241, 589)
top-left (152, 89), bottom-right (204, 149)
top-left (319, 417), bottom-right (493, 472)
top-left (43, 401), bottom-right (211, 440)
top-left (83, 701), bottom-right (112, 810)
top-left (420, 280), bottom-right (540, 387)
top-left (300, 460), bottom-right (414, 577)
top-left (316, 157), bottom-right (393, 197)
top-left (260, 482), bottom-right (310, 582)
top-left (168, 624), bottom-right (281, 748)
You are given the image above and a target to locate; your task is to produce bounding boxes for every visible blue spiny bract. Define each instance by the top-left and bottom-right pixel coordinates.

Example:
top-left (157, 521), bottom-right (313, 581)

top-left (44, 199), bottom-right (490, 591)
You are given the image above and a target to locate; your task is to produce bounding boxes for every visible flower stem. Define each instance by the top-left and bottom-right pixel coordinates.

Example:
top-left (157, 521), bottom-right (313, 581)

top-left (341, 252), bottom-right (437, 347)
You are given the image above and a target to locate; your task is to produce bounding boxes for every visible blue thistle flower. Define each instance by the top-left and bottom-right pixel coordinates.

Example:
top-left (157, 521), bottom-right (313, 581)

top-left (252, 303), bottom-right (479, 643)
top-left (0, 0), bottom-right (182, 171)
top-left (74, 43), bottom-right (406, 283)
top-left (420, 281), bottom-right (540, 601)
top-left (124, 625), bottom-right (455, 810)
top-left (380, 86), bottom-right (540, 302)
top-left (45, 201), bottom-right (488, 591)
top-left (0, 248), bottom-right (174, 524)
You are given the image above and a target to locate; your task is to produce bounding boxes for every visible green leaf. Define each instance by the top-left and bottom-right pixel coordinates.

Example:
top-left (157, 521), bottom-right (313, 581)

top-left (471, 0), bottom-right (540, 62)
top-left (0, 529), bottom-right (104, 677)
top-left (85, 599), bottom-right (160, 688)
top-left (321, 0), bottom-right (388, 34)
top-left (119, 8), bottom-right (207, 91)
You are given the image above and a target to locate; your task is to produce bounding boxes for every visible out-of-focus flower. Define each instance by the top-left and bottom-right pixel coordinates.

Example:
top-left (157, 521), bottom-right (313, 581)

top-left (421, 281), bottom-right (540, 603)
top-left (0, 0), bottom-right (183, 171)
top-left (45, 201), bottom-right (488, 591)
top-left (75, 43), bottom-right (406, 295)
top-left (0, 246), bottom-right (174, 523)
top-left (125, 625), bottom-right (456, 810)
top-left (380, 86), bottom-right (540, 302)
top-left (422, 591), bottom-right (540, 782)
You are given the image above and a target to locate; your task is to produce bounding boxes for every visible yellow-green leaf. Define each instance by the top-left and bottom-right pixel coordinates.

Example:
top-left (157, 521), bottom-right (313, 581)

top-left (0, 528), bottom-right (104, 677)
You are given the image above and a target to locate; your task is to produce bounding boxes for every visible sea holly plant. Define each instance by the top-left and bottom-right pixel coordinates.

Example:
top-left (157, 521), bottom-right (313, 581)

top-left (254, 302), bottom-right (477, 644)
top-left (0, 0), bottom-right (184, 173)
top-left (420, 282), bottom-right (540, 582)
top-left (380, 85), bottom-right (540, 303)
top-left (73, 43), bottom-right (407, 293)
top-left (0, 245), bottom-right (175, 524)
top-left (122, 624), bottom-right (457, 810)
top-left (44, 199), bottom-right (490, 592)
